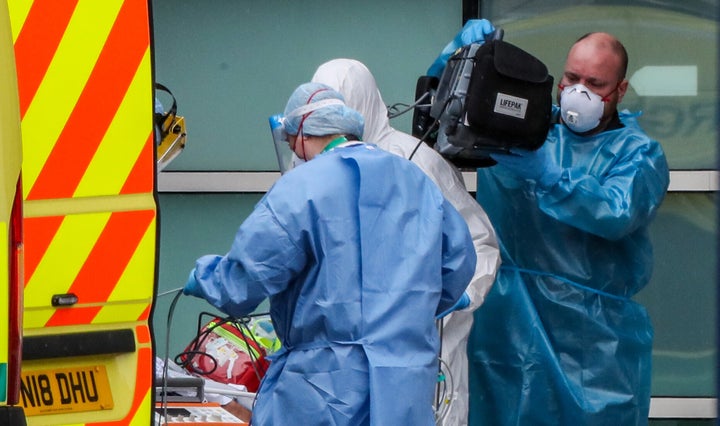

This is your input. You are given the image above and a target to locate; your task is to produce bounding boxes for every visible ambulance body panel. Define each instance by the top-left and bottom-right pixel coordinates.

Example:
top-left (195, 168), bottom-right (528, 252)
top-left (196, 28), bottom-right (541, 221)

top-left (8, 1), bottom-right (157, 424)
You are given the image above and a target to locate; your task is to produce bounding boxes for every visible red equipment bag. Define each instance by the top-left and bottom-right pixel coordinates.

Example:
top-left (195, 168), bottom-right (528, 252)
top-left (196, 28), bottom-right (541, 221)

top-left (177, 316), bottom-right (270, 393)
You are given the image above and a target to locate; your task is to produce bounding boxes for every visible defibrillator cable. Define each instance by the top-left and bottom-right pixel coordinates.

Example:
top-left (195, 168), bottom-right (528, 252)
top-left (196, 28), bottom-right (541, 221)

top-left (387, 91), bottom-right (431, 119)
top-left (408, 119), bottom-right (439, 162)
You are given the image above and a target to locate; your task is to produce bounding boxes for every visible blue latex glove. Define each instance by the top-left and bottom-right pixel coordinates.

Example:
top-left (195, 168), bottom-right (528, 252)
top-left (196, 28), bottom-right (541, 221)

top-left (427, 19), bottom-right (495, 77)
top-left (490, 146), bottom-right (562, 188)
top-left (183, 268), bottom-right (201, 297)
top-left (436, 292), bottom-right (471, 319)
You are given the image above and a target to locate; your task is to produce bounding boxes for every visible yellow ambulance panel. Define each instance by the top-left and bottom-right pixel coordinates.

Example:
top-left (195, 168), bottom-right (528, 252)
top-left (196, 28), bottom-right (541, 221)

top-left (9, 1), bottom-right (157, 424)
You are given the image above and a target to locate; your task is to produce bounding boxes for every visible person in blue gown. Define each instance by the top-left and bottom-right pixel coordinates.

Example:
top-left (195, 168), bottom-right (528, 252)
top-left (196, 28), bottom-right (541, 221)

top-left (312, 58), bottom-right (502, 426)
top-left (430, 29), bottom-right (669, 425)
top-left (183, 82), bottom-right (477, 426)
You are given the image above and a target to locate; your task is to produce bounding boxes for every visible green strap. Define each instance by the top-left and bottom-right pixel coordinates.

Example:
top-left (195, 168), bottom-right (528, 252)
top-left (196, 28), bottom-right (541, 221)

top-left (322, 136), bottom-right (348, 153)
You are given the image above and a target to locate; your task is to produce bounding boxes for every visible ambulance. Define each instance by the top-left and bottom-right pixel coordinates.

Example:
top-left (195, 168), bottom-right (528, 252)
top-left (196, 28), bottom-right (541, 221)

top-left (0, 0), bottom-right (25, 423)
top-left (1, 0), bottom-right (172, 424)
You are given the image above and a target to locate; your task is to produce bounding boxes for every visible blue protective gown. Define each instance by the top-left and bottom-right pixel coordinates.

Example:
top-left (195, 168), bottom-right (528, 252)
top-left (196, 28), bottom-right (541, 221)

top-left (468, 110), bottom-right (669, 426)
top-left (186, 143), bottom-right (476, 426)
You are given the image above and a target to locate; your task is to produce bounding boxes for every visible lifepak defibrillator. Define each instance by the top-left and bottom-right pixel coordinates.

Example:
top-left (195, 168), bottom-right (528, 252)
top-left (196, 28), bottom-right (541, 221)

top-left (412, 35), bottom-right (554, 168)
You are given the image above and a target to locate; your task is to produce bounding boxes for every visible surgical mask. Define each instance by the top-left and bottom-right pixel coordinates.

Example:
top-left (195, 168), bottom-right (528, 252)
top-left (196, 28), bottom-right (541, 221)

top-left (559, 84), bottom-right (604, 133)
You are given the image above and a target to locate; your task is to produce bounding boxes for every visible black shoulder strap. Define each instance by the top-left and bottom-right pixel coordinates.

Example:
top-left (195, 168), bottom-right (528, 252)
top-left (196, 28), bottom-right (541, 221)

top-left (155, 83), bottom-right (178, 133)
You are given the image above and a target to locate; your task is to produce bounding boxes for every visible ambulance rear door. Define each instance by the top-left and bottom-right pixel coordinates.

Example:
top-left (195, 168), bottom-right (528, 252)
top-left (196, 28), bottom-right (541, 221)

top-left (9, 1), bottom-right (157, 424)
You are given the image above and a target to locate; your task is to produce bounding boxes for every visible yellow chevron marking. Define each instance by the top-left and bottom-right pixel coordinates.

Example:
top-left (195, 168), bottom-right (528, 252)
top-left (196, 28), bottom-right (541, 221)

top-left (23, 211), bottom-right (110, 321)
top-left (92, 301), bottom-right (152, 326)
top-left (75, 49), bottom-right (153, 198)
top-left (19, 309), bottom-right (45, 330)
top-left (109, 213), bottom-right (155, 302)
top-left (20, 0), bottom-right (123, 198)
top-left (94, 214), bottom-right (155, 324)
top-left (7, 0), bottom-right (32, 42)
top-left (129, 387), bottom-right (153, 426)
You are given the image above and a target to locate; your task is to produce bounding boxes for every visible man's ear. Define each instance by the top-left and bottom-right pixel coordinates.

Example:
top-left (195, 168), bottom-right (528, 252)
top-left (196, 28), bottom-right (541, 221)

top-left (617, 79), bottom-right (629, 103)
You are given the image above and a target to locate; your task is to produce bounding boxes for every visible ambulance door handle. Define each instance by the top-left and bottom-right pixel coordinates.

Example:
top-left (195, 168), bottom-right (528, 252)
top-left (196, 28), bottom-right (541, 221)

top-left (51, 293), bottom-right (78, 307)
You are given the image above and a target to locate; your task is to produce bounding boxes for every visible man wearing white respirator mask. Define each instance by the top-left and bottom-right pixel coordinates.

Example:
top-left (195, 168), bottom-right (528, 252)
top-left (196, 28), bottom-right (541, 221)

top-left (556, 43), bottom-right (626, 135)
top-left (430, 30), bottom-right (670, 425)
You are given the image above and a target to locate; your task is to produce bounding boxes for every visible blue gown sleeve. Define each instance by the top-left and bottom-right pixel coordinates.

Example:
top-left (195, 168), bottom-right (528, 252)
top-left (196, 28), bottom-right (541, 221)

top-left (537, 136), bottom-right (669, 241)
top-left (437, 198), bottom-right (477, 315)
top-left (190, 201), bottom-right (308, 318)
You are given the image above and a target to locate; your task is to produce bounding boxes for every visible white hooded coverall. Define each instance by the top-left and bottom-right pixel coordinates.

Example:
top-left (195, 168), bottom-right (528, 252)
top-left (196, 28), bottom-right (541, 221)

top-left (312, 58), bottom-right (501, 426)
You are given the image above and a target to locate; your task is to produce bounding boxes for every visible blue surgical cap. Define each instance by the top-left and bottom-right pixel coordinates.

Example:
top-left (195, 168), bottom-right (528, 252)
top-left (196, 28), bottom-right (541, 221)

top-left (283, 82), bottom-right (364, 139)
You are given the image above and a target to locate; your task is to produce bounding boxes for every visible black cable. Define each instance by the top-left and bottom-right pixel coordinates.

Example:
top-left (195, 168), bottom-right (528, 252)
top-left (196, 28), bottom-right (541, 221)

top-left (435, 318), bottom-right (444, 411)
top-left (420, 119), bottom-right (440, 144)
top-left (160, 288), bottom-right (184, 424)
top-left (158, 286), bottom-right (274, 424)
top-left (230, 319), bottom-right (267, 385)
top-left (174, 350), bottom-right (218, 375)
top-left (387, 91), bottom-right (431, 119)
top-left (174, 312), bottom-right (271, 396)
top-left (175, 313), bottom-right (231, 375)
top-left (408, 120), bottom-right (440, 162)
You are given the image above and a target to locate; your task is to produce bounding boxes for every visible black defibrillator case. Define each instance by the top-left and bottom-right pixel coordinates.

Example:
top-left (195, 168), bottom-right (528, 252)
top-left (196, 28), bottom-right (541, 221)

top-left (414, 39), bottom-right (554, 168)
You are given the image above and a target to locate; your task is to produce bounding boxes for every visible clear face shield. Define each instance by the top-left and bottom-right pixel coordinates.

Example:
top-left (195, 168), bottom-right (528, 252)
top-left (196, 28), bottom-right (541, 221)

top-left (270, 98), bottom-right (348, 174)
top-left (268, 114), bottom-right (304, 174)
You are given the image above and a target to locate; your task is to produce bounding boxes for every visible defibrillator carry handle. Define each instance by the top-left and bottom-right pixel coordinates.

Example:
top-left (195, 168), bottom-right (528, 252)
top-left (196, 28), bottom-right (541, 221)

top-left (410, 28), bottom-right (503, 149)
top-left (491, 28), bottom-right (504, 41)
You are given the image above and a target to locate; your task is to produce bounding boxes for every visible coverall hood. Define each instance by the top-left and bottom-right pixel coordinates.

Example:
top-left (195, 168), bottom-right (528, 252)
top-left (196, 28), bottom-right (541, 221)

top-left (312, 58), bottom-right (394, 146)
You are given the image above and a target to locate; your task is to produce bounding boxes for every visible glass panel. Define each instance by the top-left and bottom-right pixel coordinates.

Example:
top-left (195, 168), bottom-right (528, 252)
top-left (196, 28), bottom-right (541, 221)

top-left (151, 0), bottom-right (459, 171)
top-left (638, 193), bottom-right (717, 397)
top-left (155, 193), bottom-right (265, 358)
top-left (483, 0), bottom-right (716, 21)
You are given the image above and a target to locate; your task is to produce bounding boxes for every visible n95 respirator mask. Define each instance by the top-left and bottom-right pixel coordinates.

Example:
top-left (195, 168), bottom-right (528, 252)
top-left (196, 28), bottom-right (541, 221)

top-left (559, 84), bottom-right (604, 133)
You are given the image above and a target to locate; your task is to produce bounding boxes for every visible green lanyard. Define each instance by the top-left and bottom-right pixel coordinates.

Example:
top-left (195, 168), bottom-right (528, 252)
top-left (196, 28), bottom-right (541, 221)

top-left (321, 136), bottom-right (348, 153)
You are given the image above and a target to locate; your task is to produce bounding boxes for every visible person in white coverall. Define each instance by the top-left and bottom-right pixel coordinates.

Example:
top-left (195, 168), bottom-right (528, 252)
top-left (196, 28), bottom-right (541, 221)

top-left (312, 59), bottom-right (501, 426)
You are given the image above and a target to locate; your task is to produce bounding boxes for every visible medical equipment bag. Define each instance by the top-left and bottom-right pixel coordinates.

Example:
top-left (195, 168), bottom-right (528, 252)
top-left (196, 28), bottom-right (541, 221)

top-left (177, 315), bottom-right (270, 393)
top-left (425, 39), bottom-right (554, 167)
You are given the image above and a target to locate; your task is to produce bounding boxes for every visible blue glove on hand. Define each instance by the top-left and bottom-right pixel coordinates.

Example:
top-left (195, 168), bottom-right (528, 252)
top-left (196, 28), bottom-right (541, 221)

top-left (436, 292), bottom-right (471, 319)
top-left (490, 146), bottom-right (561, 188)
top-left (183, 268), bottom-right (201, 296)
top-left (427, 19), bottom-right (495, 77)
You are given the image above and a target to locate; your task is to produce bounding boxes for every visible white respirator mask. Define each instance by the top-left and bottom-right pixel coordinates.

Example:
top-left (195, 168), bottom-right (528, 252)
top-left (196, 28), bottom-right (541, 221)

top-left (559, 84), bottom-right (605, 133)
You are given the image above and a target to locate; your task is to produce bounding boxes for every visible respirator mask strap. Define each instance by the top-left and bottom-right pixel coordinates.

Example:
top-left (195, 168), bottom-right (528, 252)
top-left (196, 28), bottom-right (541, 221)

top-left (558, 82), bottom-right (618, 103)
